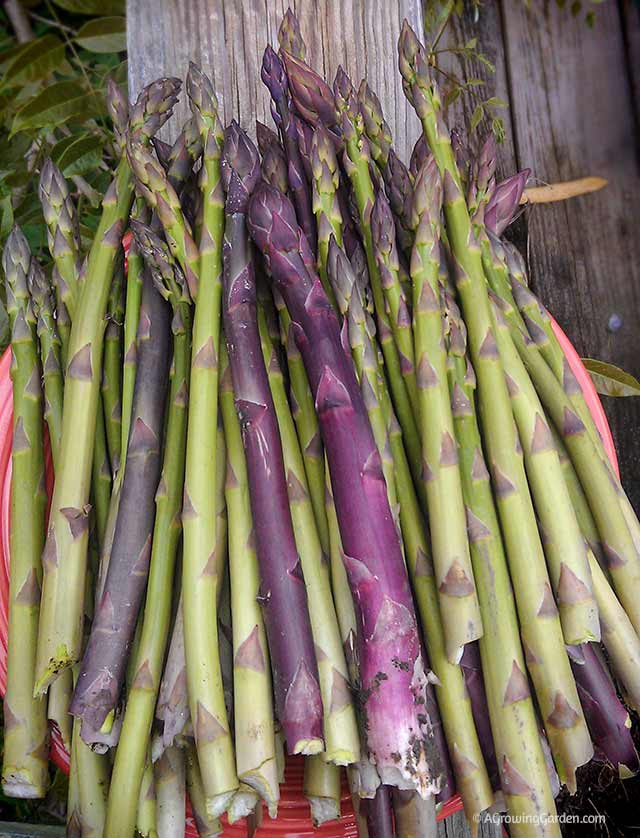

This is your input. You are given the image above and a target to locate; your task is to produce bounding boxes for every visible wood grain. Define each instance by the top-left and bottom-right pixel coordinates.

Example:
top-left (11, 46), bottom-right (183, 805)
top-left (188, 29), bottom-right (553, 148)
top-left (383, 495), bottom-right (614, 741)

top-left (500, 0), bottom-right (640, 510)
top-left (127, 0), bottom-right (424, 160)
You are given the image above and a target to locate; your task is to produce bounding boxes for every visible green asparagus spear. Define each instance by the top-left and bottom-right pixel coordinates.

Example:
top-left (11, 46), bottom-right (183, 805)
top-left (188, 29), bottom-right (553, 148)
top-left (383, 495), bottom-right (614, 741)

top-left (1, 227), bottom-right (49, 798)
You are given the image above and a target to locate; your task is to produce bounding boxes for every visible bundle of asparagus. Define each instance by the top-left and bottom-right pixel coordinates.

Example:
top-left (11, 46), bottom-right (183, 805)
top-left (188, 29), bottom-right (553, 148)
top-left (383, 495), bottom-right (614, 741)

top-left (2, 9), bottom-right (639, 838)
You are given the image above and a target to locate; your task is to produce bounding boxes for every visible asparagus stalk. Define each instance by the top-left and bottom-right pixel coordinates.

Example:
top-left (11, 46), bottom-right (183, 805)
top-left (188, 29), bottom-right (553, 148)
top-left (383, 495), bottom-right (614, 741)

top-left (588, 553), bottom-right (640, 712)
top-left (223, 126), bottom-right (323, 757)
top-left (38, 158), bottom-right (81, 328)
top-left (444, 295), bottom-right (560, 832)
top-left (27, 261), bottom-right (63, 467)
top-left (303, 755), bottom-right (341, 826)
top-left (489, 293), bottom-right (599, 645)
top-left (34, 78), bottom-right (181, 694)
top-left (185, 744), bottom-right (223, 838)
top-left (310, 124), bottom-right (342, 308)
top-left (333, 68), bottom-right (422, 488)
top-left (327, 245), bottom-right (459, 802)
top-left (484, 171), bottom-right (529, 236)
top-left (409, 134), bottom-right (429, 179)
top-left (391, 789), bottom-right (436, 838)
top-left (249, 183), bottom-right (438, 796)
top-left (121, 199), bottom-right (148, 457)
top-left (371, 191), bottom-right (419, 416)
top-left (101, 248), bottom-right (125, 476)
top-left (104, 225), bottom-right (191, 838)
top-left (262, 45), bottom-right (317, 250)
top-left (258, 303), bottom-right (360, 764)
top-left (362, 785), bottom-right (394, 838)
top-left (154, 599), bottom-right (189, 757)
top-left (383, 148), bottom-right (415, 258)
top-left (136, 749), bottom-right (157, 838)
top-left (506, 318), bottom-right (640, 638)
top-left (220, 340), bottom-right (279, 815)
top-left (155, 746), bottom-right (186, 838)
top-left (260, 136), bottom-right (289, 194)
top-left (72, 714), bottom-right (110, 838)
top-left (1, 227), bottom-right (49, 799)
top-left (29, 264), bottom-right (74, 758)
top-left (399, 22), bottom-right (592, 791)
top-left (409, 159), bottom-right (482, 662)
top-left (567, 643), bottom-right (639, 775)
top-left (179, 67), bottom-right (238, 816)
top-left (281, 49), bottom-right (338, 135)
top-left (71, 267), bottom-right (170, 742)
top-left (278, 7), bottom-right (306, 59)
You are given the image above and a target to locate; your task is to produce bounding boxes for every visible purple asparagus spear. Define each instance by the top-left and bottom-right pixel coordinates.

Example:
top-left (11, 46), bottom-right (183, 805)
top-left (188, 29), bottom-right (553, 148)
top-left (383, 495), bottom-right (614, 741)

top-left (484, 170), bottom-right (530, 235)
top-left (71, 270), bottom-right (171, 744)
top-left (222, 122), bottom-right (323, 755)
top-left (248, 182), bottom-right (439, 796)
top-left (567, 644), bottom-right (639, 776)
top-left (261, 45), bottom-right (317, 251)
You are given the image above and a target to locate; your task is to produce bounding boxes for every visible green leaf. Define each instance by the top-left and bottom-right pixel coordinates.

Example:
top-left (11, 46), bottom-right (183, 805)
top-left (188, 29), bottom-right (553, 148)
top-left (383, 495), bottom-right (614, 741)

top-left (444, 87), bottom-right (462, 107)
top-left (53, 134), bottom-right (105, 177)
top-left (476, 53), bottom-right (496, 73)
top-left (51, 0), bottom-right (125, 13)
top-left (582, 359), bottom-right (640, 397)
top-left (484, 96), bottom-right (508, 109)
top-left (571, 0), bottom-right (582, 16)
top-left (491, 116), bottom-right (506, 145)
top-left (2, 34), bottom-right (65, 88)
top-left (467, 78), bottom-right (486, 87)
top-left (470, 104), bottom-right (484, 133)
top-left (465, 37), bottom-right (477, 50)
top-left (585, 10), bottom-right (596, 26)
top-left (75, 17), bottom-right (126, 54)
top-left (11, 81), bottom-right (104, 134)
top-left (0, 195), bottom-right (14, 239)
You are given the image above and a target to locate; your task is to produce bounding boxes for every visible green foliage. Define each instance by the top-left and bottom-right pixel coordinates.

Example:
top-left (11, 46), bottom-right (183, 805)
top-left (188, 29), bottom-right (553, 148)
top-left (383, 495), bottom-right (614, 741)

top-left (0, 1), bottom-right (127, 265)
top-left (423, 1), bottom-right (508, 143)
top-left (582, 359), bottom-right (640, 398)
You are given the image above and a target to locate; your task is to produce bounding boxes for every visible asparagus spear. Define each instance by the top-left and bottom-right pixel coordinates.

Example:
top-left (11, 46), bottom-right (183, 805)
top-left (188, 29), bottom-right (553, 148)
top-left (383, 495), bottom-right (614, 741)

top-left (506, 318), bottom-right (640, 638)
top-left (27, 261), bottom-right (63, 466)
top-left (391, 789), bottom-right (436, 838)
top-left (71, 265), bottom-right (171, 743)
top-left (223, 126), bottom-right (323, 758)
top-left (383, 148), bottom-right (415, 258)
top-left (155, 746), bottom-right (186, 838)
top-left (136, 749), bottom-right (157, 838)
top-left (101, 249), bottom-right (125, 476)
top-left (310, 124), bottom-right (342, 308)
top-left (260, 135), bottom-right (289, 194)
top-left (121, 199), bottom-right (148, 458)
top-left (38, 158), bottom-right (81, 338)
top-left (29, 262), bottom-right (75, 755)
top-left (409, 159), bottom-right (482, 662)
top-left (258, 303), bottom-right (360, 764)
top-left (444, 294), bottom-right (560, 832)
top-left (278, 7), bottom-right (306, 59)
top-left (1, 227), bottom-right (49, 799)
top-left (262, 45), bottom-right (317, 250)
top-left (328, 239), bottom-right (488, 816)
top-left (181, 65), bottom-right (238, 816)
top-left (104, 225), bottom-right (191, 838)
top-left (281, 49), bottom-right (338, 135)
top-left (220, 341), bottom-right (279, 816)
top-left (399, 22), bottom-right (592, 791)
top-left (362, 785), bottom-right (394, 838)
top-left (357, 80), bottom-right (392, 172)
top-left (588, 554), bottom-right (640, 712)
top-left (185, 744), bottom-right (223, 838)
top-left (249, 183), bottom-right (438, 796)
top-left (333, 67), bottom-right (422, 485)
top-left (484, 171), bottom-right (529, 236)
top-left (489, 293), bottom-right (599, 645)
top-left (34, 78), bottom-right (181, 694)
top-left (303, 756), bottom-right (341, 826)
top-left (371, 191), bottom-right (419, 415)
top-left (567, 643), bottom-right (639, 775)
